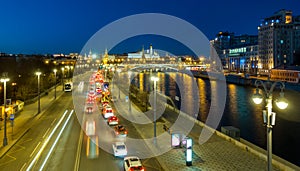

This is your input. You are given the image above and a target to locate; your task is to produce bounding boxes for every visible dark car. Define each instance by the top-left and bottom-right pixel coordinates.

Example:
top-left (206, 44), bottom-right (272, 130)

top-left (114, 125), bottom-right (128, 137)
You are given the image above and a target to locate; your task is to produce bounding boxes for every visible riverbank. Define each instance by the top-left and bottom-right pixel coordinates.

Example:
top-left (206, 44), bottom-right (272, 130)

top-left (190, 70), bottom-right (300, 92)
top-left (119, 83), bottom-right (299, 170)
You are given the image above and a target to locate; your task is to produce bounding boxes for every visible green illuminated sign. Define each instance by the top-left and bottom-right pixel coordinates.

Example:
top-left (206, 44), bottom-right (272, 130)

top-left (229, 47), bottom-right (246, 54)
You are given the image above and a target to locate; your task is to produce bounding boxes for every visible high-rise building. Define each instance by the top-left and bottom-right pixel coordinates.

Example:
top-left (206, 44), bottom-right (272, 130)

top-left (211, 32), bottom-right (258, 73)
top-left (293, 15), bottom-right (300, 65)
top-left (258, 9), bottom-right (296, 74)
top-left (211, 32), bottom-right (234, 60)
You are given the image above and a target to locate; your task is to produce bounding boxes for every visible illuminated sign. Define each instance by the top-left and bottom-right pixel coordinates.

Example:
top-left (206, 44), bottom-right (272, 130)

top-left (186, 138), bottom-right (192, 166)
top-left (229, 48), bottom-right (246, 54)
top-left (186, 149), bottom-right (192, 161)
top-left (171, 133), bottom-right (181, 147)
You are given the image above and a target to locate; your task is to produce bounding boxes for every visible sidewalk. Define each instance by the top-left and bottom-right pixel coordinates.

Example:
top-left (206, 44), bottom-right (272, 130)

top-left (0, 85), bottom-right (64, 158)
top-left (111, 85), bottom-right (298, 171)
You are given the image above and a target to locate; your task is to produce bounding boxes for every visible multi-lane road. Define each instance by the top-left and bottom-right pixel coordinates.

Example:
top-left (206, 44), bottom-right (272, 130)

top-left (0, 92), bottom-right (74, 171)
top-left (0, 87), bottom-right (164, 170)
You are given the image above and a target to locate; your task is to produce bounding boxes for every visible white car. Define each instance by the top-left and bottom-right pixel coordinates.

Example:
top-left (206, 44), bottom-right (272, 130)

top-left (85, 120), bottom-right (95, 136)
top-left (124, 156), bottom-right (145, 171)
top-left (102, 106), bottom-right (114, 119)
top-left (112, 142), bottom-right (127, 157)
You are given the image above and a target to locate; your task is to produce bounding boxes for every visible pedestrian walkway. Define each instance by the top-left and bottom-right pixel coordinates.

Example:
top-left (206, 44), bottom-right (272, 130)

top-left (111, 85), bottom-right (299, 171)
top-left (0, 85), bottom-right (64, 158)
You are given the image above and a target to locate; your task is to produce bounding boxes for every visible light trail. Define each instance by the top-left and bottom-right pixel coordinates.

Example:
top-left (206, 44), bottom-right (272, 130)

top-left (26, 110), bottom-right (69, 171)
top-left (39, 110), bottom-right (74, 171)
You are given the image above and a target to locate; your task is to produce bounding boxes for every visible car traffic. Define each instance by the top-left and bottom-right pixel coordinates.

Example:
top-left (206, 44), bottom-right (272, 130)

top-left (83, 69), bottom-right (146, 170)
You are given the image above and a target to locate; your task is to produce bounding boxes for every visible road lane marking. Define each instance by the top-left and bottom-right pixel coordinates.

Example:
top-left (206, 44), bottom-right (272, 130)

top-left (0, 156), bottom-right (17, 166)
top-left (51, 118), bottom-right (57, 126)
top-left (42, 128), bottom-right (50, 138)
top-left (26, 110), bottom-right (69, 171)
top-left (15, 144), bottom-right (26, 149)
top-left (20, 138), bottom-right (33, 144)
top-left (39, 109), bottom-right (74, 171)
top-left (20, 163), bottom-right (27, 171)
top-left (30, 141), bottom-right (41, 157)
top-left (74, 129), bottom-right (84, 171)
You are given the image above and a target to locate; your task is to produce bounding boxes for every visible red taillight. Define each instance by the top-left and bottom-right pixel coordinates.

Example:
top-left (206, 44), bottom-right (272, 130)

top-left (124, 131), bottom-right (128, 134)
top-left (116, 132), bottom-right (119, 135)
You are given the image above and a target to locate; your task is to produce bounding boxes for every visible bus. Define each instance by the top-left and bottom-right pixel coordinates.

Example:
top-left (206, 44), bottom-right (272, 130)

top-left (64, 82), bottom-right (72, 92)
top-left (86, 136), bottom-right (99, 159)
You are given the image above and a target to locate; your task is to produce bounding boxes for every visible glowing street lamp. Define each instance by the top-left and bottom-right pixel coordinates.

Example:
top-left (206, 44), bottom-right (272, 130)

top-left (151, 76), bottom-right (159, 144)
top-left (36, 72), bottom-right (42, 114)
top-left (252, 80), bottom-right (288, 171)
top-left (1, 76), bottom-right (9, 146)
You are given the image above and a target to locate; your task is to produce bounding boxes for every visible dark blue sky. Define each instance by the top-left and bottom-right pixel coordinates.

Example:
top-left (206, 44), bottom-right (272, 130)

top-left (0, 0), bottom-right (299, 55)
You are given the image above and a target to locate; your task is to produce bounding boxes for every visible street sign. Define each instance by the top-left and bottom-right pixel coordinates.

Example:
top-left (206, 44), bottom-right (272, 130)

top-left (9, 114), bottom-right (14, 120)
top-left (171, 133), bottom-right (181, 148)
top-left (7, 99), bottom-right (11, 105)
top-left (175, 96), bottom-right (179, 101)
top-left (125, 96), bottom-right (129, 102)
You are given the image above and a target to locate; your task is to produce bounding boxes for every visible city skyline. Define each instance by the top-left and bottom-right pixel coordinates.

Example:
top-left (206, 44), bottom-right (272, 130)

top-left (0, 0), bottom-right (299, 55)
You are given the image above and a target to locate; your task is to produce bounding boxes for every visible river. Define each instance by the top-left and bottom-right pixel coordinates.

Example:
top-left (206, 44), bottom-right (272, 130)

top-left (120, 71), bottom-right (300, 167)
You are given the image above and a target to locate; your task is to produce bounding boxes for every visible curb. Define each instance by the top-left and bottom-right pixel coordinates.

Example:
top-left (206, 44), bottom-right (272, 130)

top-left (0, 87), bottom-right (64, 159)
top-left (0, 128), bottom-right (30, 159)
top-left (171, 103), bottom-right (300, 171)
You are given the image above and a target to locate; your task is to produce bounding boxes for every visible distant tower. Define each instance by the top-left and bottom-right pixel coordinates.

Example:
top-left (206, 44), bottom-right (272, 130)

top-left (142, 46), bottom-right (146, 59)
top-left (103, 48), bottom-right (109, 65)
top-left (88, 49), bottom-right (92, 58)
top-left (150, 44), bottom-right (153, 58)
top-left (105, 48), bottom-right (108, 55)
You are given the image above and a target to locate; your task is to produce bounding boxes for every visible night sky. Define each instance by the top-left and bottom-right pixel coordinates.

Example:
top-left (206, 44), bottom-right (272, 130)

top-left (0, 0), bottom-right (299, 55)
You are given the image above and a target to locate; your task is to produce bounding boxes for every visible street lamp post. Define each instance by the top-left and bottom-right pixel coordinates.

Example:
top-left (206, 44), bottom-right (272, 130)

top-left (61, 67), bottom-right (64, 91)
top-left (252, 79), bottom-right (288, 171)
top-left (117, 69), bottom-right (121, 99)
top-left (36, 72), bottom-right (42, 114)
top-left (12, 82), bottom-right (17, 102)
top-left (128, 71), bottom-right (132, 114)
top-left (70, 66), bottom-right (74, 78)
top-left (151, 76), bottom-right (159, 144)
top-left (65, 66), bottom-right (70, 78)
top-left (53, 69), bottom-right (57, 99)
top-left (1, 77), bottom-right (9, 146)
top-left (112, 67), bottom-right (115, 89)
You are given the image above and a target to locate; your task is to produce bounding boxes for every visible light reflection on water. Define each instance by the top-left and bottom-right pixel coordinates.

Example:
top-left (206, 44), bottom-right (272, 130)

top-left (129, 71), bottom-right (300, 166)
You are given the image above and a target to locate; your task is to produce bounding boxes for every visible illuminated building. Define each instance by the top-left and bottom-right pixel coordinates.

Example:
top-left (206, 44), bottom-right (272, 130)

top-left (258, 9), bottom-right (299, 75)
top-left (211, 32), bottom-right (258, 73)
top-left (128, 45), bottom-right (160, 59)
top-left (222, 45), bottom-right (259, 74)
